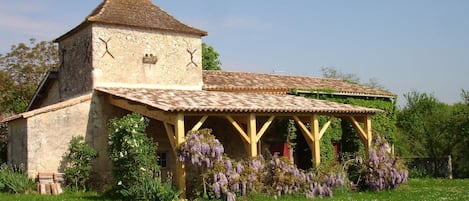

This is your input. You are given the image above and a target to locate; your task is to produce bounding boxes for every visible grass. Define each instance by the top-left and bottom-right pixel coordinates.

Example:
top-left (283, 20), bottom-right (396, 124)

top-left (0, 179), bottom-right (468, 201)
top-left (248, 179), bottom-right (469, 201)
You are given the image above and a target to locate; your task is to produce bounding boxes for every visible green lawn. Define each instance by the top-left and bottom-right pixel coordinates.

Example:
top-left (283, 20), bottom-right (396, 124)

top-left (1, 179), bottom-right (468, 201)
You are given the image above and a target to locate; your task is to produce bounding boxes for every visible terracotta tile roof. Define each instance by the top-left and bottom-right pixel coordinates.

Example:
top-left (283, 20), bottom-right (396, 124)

top-left (203, 71), bottom-right (396, 98)
top-left (56, 0), bottom-right (207, 42)
top-left (2, 94), bottom-right (92, 122)
top-left (96, 87), bottom-right (382, 114)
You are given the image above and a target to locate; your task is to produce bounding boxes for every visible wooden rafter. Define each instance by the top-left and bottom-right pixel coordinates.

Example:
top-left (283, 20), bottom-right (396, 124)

top-left (349, 115), bottom-right (372, 151)
top-left (256, 116), bottom-right (275, 142)
top-left (292, 115), bottom-right (314, 143)
top-left (163, 122), bottom-right (177, 153)
top-left (191, 115), bottom-right (208, 131)
top-left (225, 115), bottom-right (250, 144)
top-left (106, 95), bottom-right (175, 123)
top-left (319, 116), bottom-right (333, 139)
top-left (349, 116), bottom-right (367, 144)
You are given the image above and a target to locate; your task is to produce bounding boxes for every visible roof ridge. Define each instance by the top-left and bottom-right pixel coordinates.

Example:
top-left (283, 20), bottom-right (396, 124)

top-left (55, 0), bottom-right (207, 42)
top-left (205, 70), bottom-right (355, 82)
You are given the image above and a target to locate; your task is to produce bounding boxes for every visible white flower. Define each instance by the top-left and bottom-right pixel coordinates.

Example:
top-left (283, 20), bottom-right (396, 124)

top-left (117, 181), bottom-right (122, 185)
top-left (140, 167), bottom-right (146, 171)
top-left (119, 152), bottom-right (124, 158)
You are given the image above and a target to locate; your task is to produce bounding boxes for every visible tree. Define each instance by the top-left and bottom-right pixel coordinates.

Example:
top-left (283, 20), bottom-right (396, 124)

top-left (320, 67), bottom-right (386, 90)
top-left (202, 43), bottom-right (222, 70)
top-left (0, 38), bottom-right (58, 113)
top-left (397, 91), bottom-right (469, 177)
top-left (320, 67), bottom-right (360, 83)
top-left (461, 89), bottom-right (469, 106)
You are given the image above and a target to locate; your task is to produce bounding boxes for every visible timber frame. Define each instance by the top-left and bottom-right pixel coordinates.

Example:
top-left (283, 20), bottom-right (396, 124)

top-left (104, 94), bottom-right (374, 196)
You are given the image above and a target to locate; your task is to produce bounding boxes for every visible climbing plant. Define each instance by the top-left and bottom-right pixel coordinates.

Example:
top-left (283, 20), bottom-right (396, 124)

top-left (290, 91), bottom-right (397, 161)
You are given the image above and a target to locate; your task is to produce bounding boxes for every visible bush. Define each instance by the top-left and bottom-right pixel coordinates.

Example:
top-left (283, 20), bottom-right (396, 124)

top-left (0, 164), bottom-right (34, 194)
top-left (64, 136), bottom-right (97, 191)
top-left (345, 135), bottom-right (408, 191)
top-left (108, 113), bottom-right (179, 200)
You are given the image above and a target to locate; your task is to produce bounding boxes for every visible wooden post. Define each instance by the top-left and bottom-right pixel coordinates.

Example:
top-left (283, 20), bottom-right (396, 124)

top-left (364, 115), bottom-right (372, 152)
top-left (174, 113), bottom-right (186, 198)
top-left (248, 113), bottom-right (258, 157)
top-left (312, 114), bottom-right (321, 168)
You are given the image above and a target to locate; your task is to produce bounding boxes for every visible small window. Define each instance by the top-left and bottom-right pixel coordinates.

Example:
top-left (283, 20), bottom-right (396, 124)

top-left (157, 152), bottom-right (167, 169)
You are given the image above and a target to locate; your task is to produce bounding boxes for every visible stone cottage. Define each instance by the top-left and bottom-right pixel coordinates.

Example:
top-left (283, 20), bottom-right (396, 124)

top-left (4, 0), bottom-right (395, 194)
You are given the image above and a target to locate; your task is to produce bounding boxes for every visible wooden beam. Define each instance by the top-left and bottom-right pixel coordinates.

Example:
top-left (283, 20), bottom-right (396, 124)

top-left (107, 95), bottom-right (175, 123)
top-left (318, 116), bottom-right (333, 139)
top-left (312, 114), bottom-right (321, 168)
top-left (349, 116), bottom-right (367, 146)
top-left (292, 116), bottom-right (314, 143)
top-left (248, 113), bottom-right (258, 157)
top-left (256, 116), bottom-right (275, 142)
top-left (163, 122), bottom-right (176, 154)
top-left (225, 115), bottom-right (250, 144)
top-left (191, 115), bottom-right (208, 131)
top-left (174, 113), bottom-right (186, 198)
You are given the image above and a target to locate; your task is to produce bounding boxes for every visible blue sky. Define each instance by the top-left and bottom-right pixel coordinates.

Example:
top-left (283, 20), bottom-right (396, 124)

top-left (0, 0), bottom-right (468, 106)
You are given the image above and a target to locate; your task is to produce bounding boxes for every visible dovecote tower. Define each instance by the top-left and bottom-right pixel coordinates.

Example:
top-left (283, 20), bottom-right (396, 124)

top-left (54, 0), bottom-right (207, 100)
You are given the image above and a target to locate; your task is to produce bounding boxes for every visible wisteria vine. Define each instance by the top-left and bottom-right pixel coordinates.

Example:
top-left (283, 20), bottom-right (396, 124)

top-left (178, 129), bottom-right (346, 200)
top-left (345, 135), bottom-right (408, 191)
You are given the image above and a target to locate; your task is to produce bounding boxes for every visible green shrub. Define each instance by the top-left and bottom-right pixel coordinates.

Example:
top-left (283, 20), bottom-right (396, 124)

top-left (108, 113), bottom-right (179, 200)
top-left (64, 136), bottom-right (97, 191)
top-left (0, 164), bottom-right (34, 194)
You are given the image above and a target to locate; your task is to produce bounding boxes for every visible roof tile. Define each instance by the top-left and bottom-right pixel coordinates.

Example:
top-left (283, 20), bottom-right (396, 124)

top-left (96, 87), bottom-right (382, 114)
top-left (56, 0), bottom-right (207, 41)
top-left (203, 71), bottom-right (396, 98)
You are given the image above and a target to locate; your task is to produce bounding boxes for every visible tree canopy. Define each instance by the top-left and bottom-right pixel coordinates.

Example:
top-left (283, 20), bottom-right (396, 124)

top-left (202, 42), bottom-right (222, 70)
top-left (397, 90), bottom-right (469, 177)
top-left (320, 67), bottom-right (385, 90)
top-left (0, 39), bottom-right (58, 113)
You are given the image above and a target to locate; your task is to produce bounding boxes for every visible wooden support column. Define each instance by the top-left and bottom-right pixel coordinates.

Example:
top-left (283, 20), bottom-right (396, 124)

top-left (364, 115), bottom-right (372, 152)
top-left (248, 113), bottom-right (258, 157)
top-left (311, 114), bottom-right (321, 168)
top-left (174, 113), bottom-right (186, 198)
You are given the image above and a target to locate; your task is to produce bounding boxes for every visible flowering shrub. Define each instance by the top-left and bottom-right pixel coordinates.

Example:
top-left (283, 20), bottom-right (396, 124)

top-left (178, 129), bottom-right (346, 200)
top-left (108, 113), bottom-right (179, 200)
top-left (64, 136), bottom-right (97, 191)
top-left (345, 135), bottom-right (408, 191)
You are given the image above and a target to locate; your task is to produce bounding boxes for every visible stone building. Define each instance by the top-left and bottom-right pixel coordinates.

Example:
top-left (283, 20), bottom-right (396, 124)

top-left (4, 0), bottom-right (395, 194)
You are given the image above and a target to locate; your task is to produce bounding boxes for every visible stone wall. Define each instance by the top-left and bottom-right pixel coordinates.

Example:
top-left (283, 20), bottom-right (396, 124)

top-left (25, 100), bottom-right (91, 177)
top-left (91, 24), bottom-right (203, 90)
top-left (85, 93), bottom-right (129, 188)
top-left (58, 25), bottom-right (94, 100)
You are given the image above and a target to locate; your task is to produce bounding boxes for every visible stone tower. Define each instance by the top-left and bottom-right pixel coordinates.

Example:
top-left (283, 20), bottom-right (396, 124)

top-left (54, 0), bottom-right (207, 100)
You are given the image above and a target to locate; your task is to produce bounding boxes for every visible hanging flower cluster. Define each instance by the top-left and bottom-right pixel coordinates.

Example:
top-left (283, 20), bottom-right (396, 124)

top-left (346, 135), bottom-right (408, 191)
top-left (178, 129), bottom-right (346, 200)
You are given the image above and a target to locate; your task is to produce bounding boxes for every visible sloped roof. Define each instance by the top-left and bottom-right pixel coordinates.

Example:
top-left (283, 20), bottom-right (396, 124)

top-left (56, 0), bottom-right (207, 42)
top-left (2, 94), bottom-right (92, 122)
top-left (96, 87), bottom-right (382, 114)
top-left (203, 71), bottom-right (396, 98)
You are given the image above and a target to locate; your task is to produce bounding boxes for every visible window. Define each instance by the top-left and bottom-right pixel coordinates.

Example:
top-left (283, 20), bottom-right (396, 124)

top-left (157, 152), bottom-right (167, 169)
